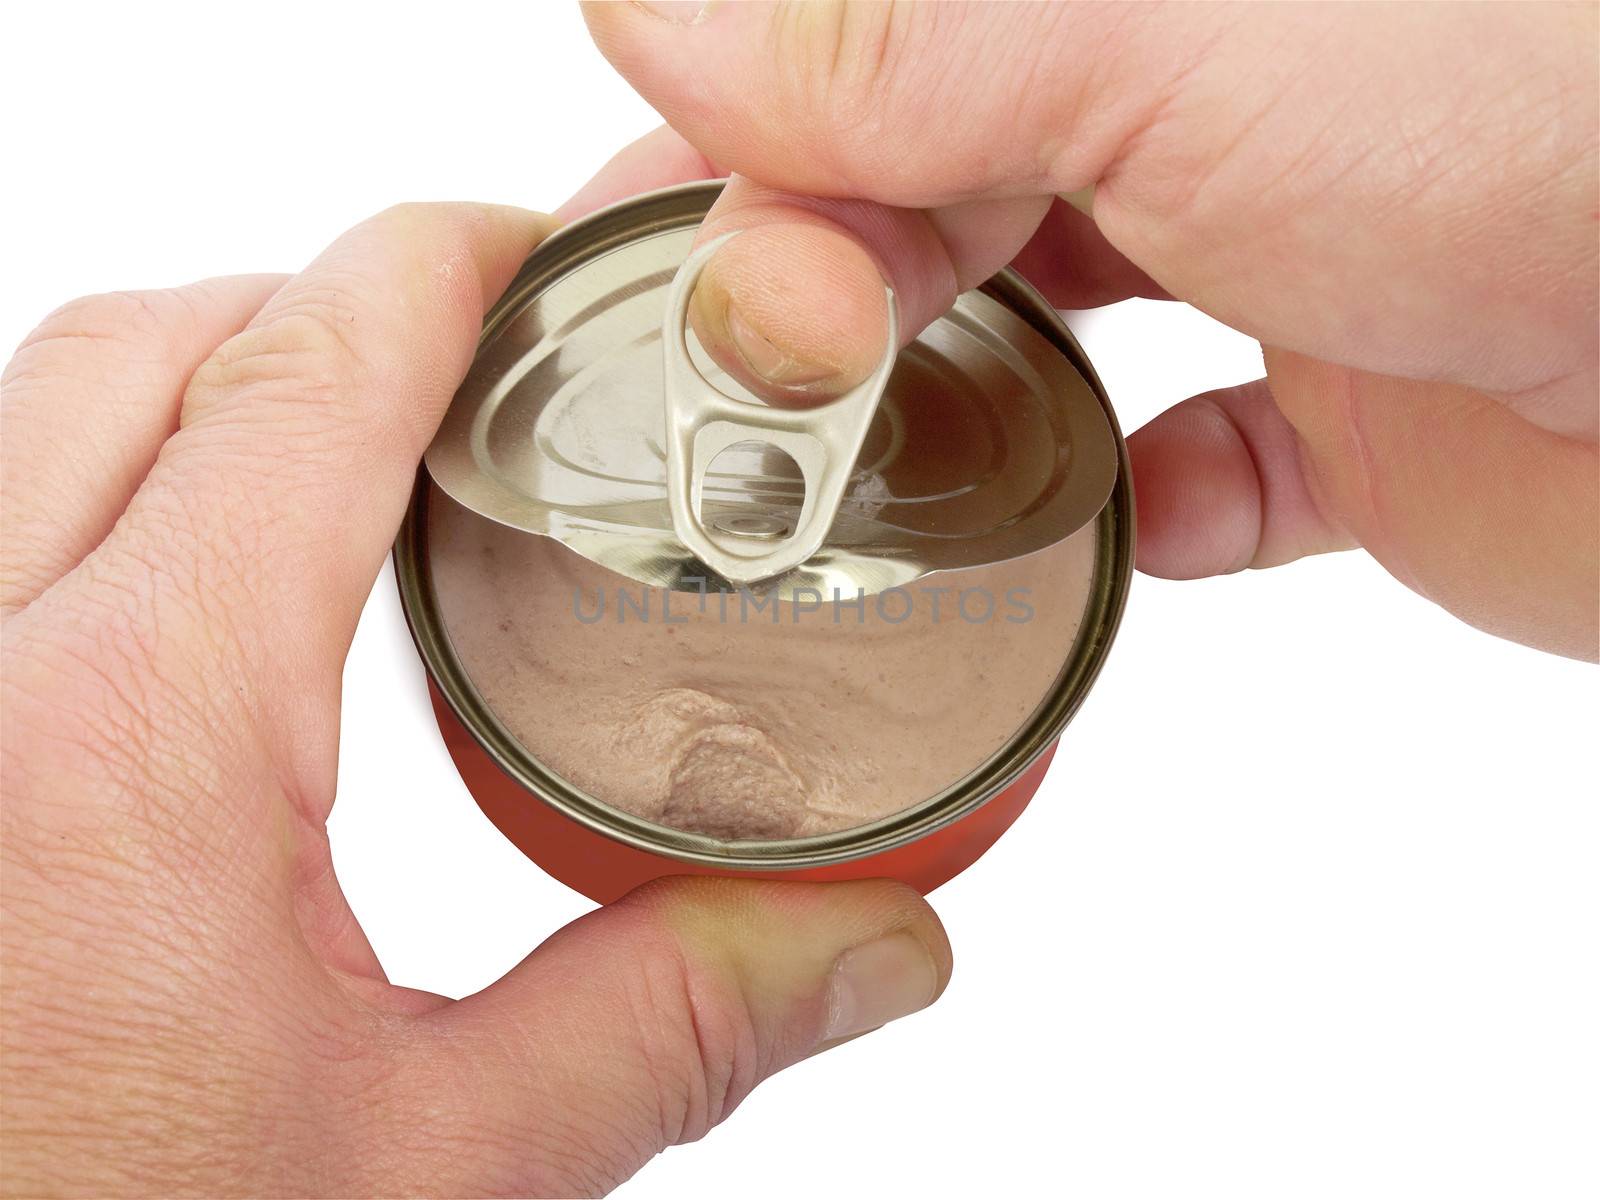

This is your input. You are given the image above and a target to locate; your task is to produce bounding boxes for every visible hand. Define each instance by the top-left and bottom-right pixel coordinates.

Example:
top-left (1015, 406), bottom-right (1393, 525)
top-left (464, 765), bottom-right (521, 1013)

top-left (0, 202), bottom-right (951, 1195)
top-left (582, 1), bottom-right (1599, 660)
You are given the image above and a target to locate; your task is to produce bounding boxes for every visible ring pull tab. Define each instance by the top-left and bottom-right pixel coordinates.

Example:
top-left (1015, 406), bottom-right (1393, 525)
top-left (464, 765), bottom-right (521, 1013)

top-left (662, 232), bottom-right (900, 585)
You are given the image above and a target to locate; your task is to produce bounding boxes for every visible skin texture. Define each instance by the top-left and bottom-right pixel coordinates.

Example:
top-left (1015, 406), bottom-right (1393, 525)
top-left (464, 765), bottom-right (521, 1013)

top-left (0, 204), bottom-right (951, 1197)
top-left (584, 0), bottom-right (1599, 659)
top-left (1, 5), bottom-right (1595, 1197)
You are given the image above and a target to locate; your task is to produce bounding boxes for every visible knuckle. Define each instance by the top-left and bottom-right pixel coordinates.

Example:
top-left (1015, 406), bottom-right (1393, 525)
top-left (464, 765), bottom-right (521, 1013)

top-left (184, 305), bottom-right (363, 425)
top-left (27, 289), bottom-right (170, 345)
top-left (370, 200), bottom-right (444, 235)
top-left (361, 202), bottom-right (473, 292)
top-left (622, 913), bottom-right (763, 1146)
top-left (775, 1), bottom-right (901, 145)
top-left (3, 289), bottom-right (179, 392)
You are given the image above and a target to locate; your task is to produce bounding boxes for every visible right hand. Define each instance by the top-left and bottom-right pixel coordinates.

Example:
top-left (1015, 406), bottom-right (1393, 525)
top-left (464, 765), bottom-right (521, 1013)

top-left (581, 1), bottom-right (1598, 660)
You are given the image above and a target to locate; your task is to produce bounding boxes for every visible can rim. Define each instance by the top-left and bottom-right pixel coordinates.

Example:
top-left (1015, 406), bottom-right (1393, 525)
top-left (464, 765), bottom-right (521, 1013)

top-left (393, 180), bottom-right (1134, 872)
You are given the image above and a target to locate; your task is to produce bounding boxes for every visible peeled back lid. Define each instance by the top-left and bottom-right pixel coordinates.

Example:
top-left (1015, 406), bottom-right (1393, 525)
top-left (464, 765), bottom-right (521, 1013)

top-left (424, 181), bottom-right (1118, 600)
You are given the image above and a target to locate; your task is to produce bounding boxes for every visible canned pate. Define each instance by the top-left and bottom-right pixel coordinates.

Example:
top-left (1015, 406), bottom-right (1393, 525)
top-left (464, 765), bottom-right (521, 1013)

top-left (395, 182), bottom-right (1132, 904)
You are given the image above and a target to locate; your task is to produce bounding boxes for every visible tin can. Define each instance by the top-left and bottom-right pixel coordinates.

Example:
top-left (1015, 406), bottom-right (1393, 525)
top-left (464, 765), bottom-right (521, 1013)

top-left (395, 182), bottom-right (1133, 904)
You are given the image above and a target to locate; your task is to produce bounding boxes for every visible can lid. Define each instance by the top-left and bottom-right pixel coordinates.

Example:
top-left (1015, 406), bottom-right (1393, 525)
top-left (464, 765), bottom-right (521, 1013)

top-left (425, 182), bottom-right (1118, 600)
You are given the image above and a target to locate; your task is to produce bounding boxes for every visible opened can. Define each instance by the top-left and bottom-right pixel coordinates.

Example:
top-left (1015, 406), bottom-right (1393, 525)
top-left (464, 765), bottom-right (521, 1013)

top-left (395, 181), bottom-right (1132, 904)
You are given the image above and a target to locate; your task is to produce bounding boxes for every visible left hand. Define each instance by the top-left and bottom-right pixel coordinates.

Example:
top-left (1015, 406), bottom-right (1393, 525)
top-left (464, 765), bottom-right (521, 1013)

top-left (0, 193), bottom-right (950, 1196)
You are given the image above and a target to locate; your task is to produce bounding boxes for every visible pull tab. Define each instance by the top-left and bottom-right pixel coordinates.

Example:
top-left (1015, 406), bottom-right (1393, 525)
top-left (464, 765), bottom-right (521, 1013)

top-left (662, 232), bottom-right (899, 584)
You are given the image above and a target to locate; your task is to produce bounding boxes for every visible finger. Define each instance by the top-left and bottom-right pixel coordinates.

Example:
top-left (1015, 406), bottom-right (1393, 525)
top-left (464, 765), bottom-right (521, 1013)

top-left (1263, 351), bottom-right (1600, 660)
top-left (584, 0), bottom-right (1100, 202)
top-left (88, 205), bottom-right (547, 666)
top-left (18, 204), bottom-right (550, 827)
top-left (398, 878), bottom-right (951, 1196)
top-left (685, 186), bottom-right (1168, 405)
top-left (555, 123), bottom-right (723, 223)
top-left (560, 140), bottom-right (1157, 406)
top-left (587, 1), bottom-right (1598, 407)
top-left (1128, 379), bottom-right (1356, 579)
top-left (687, 176), bottom-right (1048, 404)
top-left (1131, 366), bottom-right (1600, 660)
top-left (553, 130), bottom-right (1045, 404)
top-left (0, 275), bottom-right (285, 616)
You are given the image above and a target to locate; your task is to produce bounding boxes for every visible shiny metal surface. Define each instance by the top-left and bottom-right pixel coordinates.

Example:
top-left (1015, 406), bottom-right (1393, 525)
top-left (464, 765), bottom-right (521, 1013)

top-left (398, 182), bottom-right (1136, 870)
top-left (662, 233), bottom-right (901, 584)
top-left (425, 181), bottom-right (1118, 599)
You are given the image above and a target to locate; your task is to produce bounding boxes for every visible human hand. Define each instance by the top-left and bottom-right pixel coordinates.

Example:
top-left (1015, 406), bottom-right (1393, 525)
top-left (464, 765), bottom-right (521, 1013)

top-left (0, 201), bottom-right (951, 1196)
top-left (582, 1), bottom-right (1599, 660)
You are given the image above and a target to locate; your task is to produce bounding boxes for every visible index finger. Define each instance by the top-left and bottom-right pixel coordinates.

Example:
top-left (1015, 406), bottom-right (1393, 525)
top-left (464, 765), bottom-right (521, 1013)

top-left (54, 203), bottom-right (548, 704)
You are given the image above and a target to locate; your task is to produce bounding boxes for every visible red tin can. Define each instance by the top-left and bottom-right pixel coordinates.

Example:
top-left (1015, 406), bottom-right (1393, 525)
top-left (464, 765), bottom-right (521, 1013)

top-left (395, 183), bottom-right (1132, 904)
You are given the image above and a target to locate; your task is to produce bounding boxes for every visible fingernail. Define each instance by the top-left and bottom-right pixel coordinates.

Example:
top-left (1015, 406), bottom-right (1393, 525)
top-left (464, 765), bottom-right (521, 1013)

top-left (725, 302), bottom-right (839, 389)
top-left (824, 932), bottom-right (939, 1042)
top-left (631, 0), bottom-right (713, 24)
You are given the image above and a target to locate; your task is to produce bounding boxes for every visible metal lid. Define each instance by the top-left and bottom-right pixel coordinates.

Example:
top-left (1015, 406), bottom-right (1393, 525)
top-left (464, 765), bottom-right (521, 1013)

top-left (425, 181), bottom-right (1118, 600)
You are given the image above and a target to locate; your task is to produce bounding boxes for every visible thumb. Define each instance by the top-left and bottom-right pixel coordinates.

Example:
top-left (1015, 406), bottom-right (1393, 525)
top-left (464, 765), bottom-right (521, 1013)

top-left (399, 878), bottom-right (951, 1196)
top-left (586, 1), bottom-right (1596, 406)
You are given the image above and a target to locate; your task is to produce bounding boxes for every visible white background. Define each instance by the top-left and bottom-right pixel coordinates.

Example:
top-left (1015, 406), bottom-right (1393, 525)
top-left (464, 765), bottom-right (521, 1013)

top-left (3, 4), bottom-right (1595, 1198)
